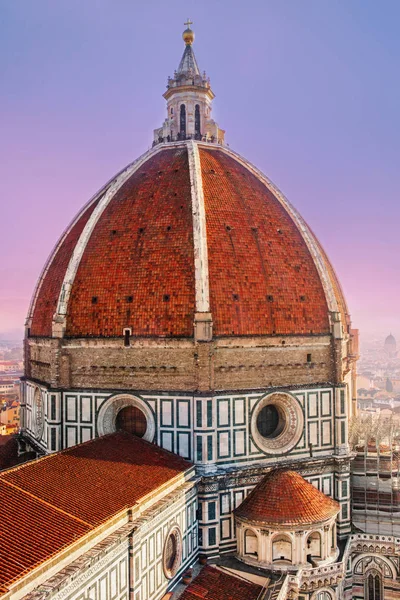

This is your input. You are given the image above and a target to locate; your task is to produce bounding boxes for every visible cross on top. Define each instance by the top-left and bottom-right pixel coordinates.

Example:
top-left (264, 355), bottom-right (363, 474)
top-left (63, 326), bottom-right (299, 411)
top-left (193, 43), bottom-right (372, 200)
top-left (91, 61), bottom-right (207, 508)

top-left (184, 18), bottom-right (193, 29)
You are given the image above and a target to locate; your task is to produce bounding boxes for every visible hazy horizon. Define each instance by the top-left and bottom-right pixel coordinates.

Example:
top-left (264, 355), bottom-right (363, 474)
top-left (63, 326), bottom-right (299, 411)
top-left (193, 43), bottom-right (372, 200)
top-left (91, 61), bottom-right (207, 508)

top-left (1, 0), bottom-right (399, 341)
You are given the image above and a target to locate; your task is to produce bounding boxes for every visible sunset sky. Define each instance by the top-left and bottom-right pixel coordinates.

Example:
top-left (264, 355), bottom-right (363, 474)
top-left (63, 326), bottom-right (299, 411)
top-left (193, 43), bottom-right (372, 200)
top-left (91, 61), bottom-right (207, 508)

top-left (1, 0), bottom-right (399, 340)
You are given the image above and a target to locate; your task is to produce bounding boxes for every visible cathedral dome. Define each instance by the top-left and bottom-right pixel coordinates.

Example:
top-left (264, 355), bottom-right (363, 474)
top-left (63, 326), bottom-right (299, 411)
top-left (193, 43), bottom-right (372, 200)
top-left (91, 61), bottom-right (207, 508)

top-left (385, 333), bottom-right (396, 347)
top-left (235, 469), bottom-right (340, 527)
top-left (27, 142), bottom-right (348, 340)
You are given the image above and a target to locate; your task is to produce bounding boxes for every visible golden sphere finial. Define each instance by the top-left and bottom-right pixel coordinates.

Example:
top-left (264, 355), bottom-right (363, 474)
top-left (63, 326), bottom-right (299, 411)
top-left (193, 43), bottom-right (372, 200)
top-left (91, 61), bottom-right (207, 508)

top-left (183, 18), bottom-right (194, 45)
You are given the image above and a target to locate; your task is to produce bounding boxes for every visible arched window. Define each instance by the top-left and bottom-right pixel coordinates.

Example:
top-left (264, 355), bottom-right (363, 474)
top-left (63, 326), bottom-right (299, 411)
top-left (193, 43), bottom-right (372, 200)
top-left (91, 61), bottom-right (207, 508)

top-left (116, 406), bottom-right (147, 437)
top-left (244, 529), bottom-right (258, 556)
top-left (195, 104), bottom-right (201, 137)
top-left (307, 531), bottom-right (322, 558)
top-left (180, 104), bottom-right (186, 138)
top-left (366, 571), bottom-right (382, 600)
top-left (315, 592), bottom-right (332, 600)
top-left (272, 535), bottom-right (292, 563)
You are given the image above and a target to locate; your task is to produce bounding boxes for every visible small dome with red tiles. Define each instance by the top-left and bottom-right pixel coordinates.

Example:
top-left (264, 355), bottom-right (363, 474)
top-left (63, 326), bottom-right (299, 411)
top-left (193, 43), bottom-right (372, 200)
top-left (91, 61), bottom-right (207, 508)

top-left (27, 142), bottom-right (348, 340)
top-left (234, 469), bottom-right (340, 526)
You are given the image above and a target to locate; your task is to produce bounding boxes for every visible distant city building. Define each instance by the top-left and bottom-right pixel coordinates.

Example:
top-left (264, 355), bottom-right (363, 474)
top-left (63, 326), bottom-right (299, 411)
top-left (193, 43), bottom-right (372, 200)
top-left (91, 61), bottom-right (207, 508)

top-left (0, 380), bottom-right (19, 394)
top-left (384, 333), bottom-right (397, 358)
top-left (0, 399), bottom-right (20, 430)
top-left (386, 378), bottom-right (394, 392)
top-left (357, 373), bottom-right (373, 390)
top-left (0, 422), bottom-right (18, 435)
top-left (0, 360), bottom-right (23, 373)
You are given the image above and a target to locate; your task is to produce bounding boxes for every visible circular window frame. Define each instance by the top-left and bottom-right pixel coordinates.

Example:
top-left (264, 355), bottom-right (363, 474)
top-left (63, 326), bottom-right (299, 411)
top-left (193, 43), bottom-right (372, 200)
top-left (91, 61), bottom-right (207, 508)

top-left (163, 525), bottom-right (183, 579)
top-left (251, 392), bottom-right (304, 455)
top-left (97, 394), bottom-right (155, 442)
top-left (33, 386), bottom-right (44, 440)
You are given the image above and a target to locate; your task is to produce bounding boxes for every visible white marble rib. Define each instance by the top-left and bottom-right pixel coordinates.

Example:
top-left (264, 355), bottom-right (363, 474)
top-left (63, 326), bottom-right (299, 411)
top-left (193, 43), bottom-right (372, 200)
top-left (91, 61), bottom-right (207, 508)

top-left (187, 140), bottom-right (211, 313)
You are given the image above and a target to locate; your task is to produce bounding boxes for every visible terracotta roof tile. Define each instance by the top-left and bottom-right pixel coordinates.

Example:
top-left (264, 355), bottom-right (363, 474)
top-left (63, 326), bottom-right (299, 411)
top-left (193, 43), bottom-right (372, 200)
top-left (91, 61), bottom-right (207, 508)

top-left (234, 469), bottom-right (339, 526)
top-left (65, 148), bottom-right (195, 337)
top-left (200, 148), bottom-right (330, 336)
top-left (0, 432), bottom-right (192, 591)
top-left (0, 481), bottom-right (90, 589)
top-left (179, 566), bottom-right (262, 600)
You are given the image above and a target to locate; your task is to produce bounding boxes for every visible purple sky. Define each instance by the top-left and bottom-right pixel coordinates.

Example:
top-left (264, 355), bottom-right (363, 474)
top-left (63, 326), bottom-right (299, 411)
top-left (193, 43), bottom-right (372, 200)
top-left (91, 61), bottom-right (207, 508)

top-left (1, 0), bottom-right (399, 341)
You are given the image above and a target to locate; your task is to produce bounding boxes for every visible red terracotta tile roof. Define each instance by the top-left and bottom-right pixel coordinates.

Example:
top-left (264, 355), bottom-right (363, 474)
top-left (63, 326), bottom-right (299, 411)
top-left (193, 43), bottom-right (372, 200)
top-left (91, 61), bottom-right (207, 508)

top-left (179, 566), bottom-right (262, 600)
top-left (65, 148), bottom-right (195, 337)
top-left (0, 480), bottom-right (90, 588)
top-left (200, 148), bottom-right (330, 335)
top-left (29, 143), bottom-right (347, 338)
top-left (234, 469), bottom-right (340, 526)
top-left (0, 432), bottom-right (192, 591)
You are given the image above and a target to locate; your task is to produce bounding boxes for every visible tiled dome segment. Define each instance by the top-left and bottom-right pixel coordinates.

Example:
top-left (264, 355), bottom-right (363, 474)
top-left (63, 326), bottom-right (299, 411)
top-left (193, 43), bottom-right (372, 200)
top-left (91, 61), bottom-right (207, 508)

top-left (199, 148), bottom-right (330, 336)
top-left (30, 199), bottom-right (101, 336)
top-left (235, 469), bottom-right (339, 526)
top-left (65, 147), bottom-right (195, 337)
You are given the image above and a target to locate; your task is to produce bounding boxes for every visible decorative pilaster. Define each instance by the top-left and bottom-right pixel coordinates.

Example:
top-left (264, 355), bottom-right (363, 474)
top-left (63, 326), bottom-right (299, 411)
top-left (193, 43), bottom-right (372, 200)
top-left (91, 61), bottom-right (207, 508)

top-left (295, 530), bottom-right (305, 564)
top-left (260, 529), bottom-right (270, 563)
top-left (323, 524), bottom-right (330, 559)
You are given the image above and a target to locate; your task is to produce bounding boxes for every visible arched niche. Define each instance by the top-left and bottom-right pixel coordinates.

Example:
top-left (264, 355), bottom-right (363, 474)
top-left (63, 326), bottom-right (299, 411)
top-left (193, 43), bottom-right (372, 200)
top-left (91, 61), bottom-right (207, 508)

top-left (244, 529), bottom-right (258, 556)
top-left (307, 531), bottom-right (322, 558)
top-left (272, 534), bottom-right (292, 563)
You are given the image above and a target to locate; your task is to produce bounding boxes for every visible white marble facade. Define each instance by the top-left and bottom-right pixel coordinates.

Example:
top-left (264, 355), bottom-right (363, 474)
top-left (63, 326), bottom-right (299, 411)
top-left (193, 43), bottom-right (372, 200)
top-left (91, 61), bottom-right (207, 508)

top-left (21, 383), bottom-right (349, 463)
top-left (16, 471), bottom-right (197, 600)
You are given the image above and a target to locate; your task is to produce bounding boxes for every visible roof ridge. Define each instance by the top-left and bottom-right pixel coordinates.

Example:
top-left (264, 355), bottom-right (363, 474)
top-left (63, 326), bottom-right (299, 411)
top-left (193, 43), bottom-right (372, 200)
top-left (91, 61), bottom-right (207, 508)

top-left (0, 431), bottom-right (192, 478)
top-left (0, 432), bottom-right (112, 477)
top-left (0, 478), bottom-right (94, 528)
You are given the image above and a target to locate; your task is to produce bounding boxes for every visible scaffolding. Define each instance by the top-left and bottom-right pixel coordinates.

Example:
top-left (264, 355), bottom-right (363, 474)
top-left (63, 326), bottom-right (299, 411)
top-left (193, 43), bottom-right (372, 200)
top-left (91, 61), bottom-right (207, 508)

top-left (349, 413), bottom-right (400, 536)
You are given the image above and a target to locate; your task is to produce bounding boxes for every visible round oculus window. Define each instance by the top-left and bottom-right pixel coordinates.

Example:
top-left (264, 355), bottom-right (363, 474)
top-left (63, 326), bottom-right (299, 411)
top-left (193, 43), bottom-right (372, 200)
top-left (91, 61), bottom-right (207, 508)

top-left (97, 394), bottom-right (155, 442)
top-left (163, 526), bottom-right (182, 579)
top-left (251, 392), bottom-right (304, 455)
top-left (116, 405), bottom-right (147, 438)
